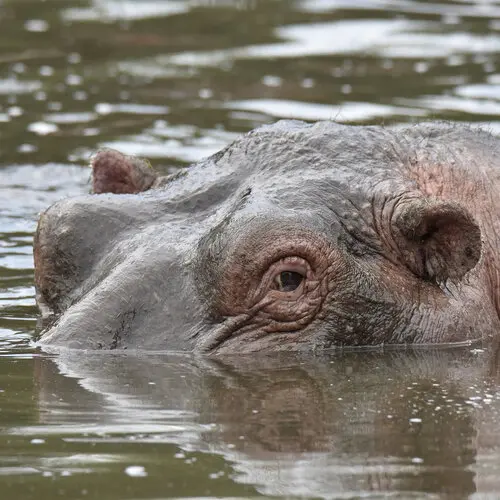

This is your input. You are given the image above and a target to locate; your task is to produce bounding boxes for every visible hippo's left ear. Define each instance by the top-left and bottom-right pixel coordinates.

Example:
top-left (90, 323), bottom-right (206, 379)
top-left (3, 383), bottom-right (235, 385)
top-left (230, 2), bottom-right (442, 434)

top-left (91, 149), bottom-right (158, 194)
top-left (393, 198), bottom-right (481, 283)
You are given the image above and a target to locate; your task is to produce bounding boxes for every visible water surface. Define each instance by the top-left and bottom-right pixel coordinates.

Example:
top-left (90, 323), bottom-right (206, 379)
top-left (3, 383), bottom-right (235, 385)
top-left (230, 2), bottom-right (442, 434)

top-left (2, 0), bottom-right (500, 498)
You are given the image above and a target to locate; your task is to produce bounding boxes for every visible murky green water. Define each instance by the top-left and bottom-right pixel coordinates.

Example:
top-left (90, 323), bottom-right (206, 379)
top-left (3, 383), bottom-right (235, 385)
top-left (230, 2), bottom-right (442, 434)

top-left (2, 0), bottom-right (500, 498)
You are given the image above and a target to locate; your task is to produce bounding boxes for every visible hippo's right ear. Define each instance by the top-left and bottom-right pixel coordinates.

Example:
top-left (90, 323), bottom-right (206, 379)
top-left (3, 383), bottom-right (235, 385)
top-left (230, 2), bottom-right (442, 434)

top-left (393, 198), bottom-right (481, 283)
top-left (92, 149), bottom-right (158, 194)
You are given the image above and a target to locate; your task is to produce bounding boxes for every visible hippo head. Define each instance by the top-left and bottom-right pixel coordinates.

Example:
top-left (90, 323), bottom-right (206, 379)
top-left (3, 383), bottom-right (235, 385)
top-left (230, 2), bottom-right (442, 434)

top-left (33, 121), bottom-right (500, 353)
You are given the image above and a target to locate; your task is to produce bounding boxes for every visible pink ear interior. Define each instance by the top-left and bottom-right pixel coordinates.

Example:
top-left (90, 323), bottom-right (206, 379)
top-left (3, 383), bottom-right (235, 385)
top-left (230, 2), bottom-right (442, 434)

top-left (394, 199), bottom-right (481, 283)
top-left (92, 149), bottom-right (157, 194)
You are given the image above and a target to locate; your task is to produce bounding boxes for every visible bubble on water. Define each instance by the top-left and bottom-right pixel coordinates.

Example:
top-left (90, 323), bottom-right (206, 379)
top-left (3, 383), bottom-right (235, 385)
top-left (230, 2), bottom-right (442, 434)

top-left (473, 54), bottom-right (488, 65)
top-left (209, 471), bottom-right (225, 479)
top-left (489, 19), bottom-right (500, 31)
top-left (73, 91), bottom-right (88, 101)
top-left (48, 101), bottom-right (62, 111)
top-left (66, 74), bottom-right (82, 86)
top-left (39, 65), bottom-right (54, 77)
top-left (68, 52), bottom-right (82, 64)
top-left (8, 106), bottom-right (23, 117)
top-left (124, 465), bottom-right (147, 477)
top-left (331, 67), bottom-right (344, 77)
top-left (28, 121), bottom-right (58, 135)
top-left (447, 55), bottom-right (465, 67)
top-left (199, 88), bottom-right (213, 99)
top-left (442, 14), bottom-right (460, 25)
top-left (174, 452), bottom-right (185, 459)
top-left (12, 62), bottom-right (26, 74)
top-left (301, 78), bottom-right (315, 88)
top-left (35, 91), bottom-right (47, 101)
top-left (412, 457), bottom-right (424, 464)
top-left (31, 438), bottom-right (45, 444)
top-left (83, 128), bottom-right (99, 136)
top-left (18, 144), bottom-right (37, 153)
top-left (262, 75), bottom-right (282, 87)
top-left (484, 61), bottom-right (495, 73)
top-left (95, 103), bottom-right (112, 115)
top-left (341, 84), bottom-right (352, 94)
top-left (154, 119), bottom-right (168, 129)
top-left (409, 417), bottom-right (422, 423)
top-left (381, 59), bottom-right (394, 70)
top-left (414, 61), bottom-right (429, 74)
top-left (118, 74), bottom-right (129, 85)
top-left (25, 19), bottom-right (49, 32)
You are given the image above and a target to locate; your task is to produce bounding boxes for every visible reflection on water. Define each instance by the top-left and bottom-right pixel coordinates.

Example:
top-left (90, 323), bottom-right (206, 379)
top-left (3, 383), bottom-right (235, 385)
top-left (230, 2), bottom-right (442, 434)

top-left (1, 0), bottom-right (500, 498)
top-left (1, 345), bottom-right (499, 498)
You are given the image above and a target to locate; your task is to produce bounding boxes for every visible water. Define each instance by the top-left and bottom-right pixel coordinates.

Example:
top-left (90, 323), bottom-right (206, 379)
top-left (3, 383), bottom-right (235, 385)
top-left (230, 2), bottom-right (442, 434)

top-left (1, 0), bottom-right (500, 497)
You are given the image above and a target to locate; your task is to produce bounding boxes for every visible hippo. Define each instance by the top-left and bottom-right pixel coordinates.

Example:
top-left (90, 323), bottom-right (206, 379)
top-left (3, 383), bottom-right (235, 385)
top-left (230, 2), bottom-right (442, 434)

top-left (33, 120), bottom-right (500, 354)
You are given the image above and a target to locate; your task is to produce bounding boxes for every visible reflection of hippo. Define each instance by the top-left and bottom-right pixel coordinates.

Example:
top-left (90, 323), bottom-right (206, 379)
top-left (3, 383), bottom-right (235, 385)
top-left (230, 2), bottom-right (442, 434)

top-left (33, 347), bottom-right (500, 497)
top-left (34, 121), bottom-right (500, 352)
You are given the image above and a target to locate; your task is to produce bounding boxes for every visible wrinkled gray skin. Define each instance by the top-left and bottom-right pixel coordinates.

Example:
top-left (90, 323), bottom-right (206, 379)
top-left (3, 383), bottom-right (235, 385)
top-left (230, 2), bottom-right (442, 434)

top-left (34, 121), bottom-right (500, 354)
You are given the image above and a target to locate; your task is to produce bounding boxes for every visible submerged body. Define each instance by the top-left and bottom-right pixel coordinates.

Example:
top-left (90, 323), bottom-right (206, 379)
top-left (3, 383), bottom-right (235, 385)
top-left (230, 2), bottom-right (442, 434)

top-left (34, 121), bottom-right (500, 353)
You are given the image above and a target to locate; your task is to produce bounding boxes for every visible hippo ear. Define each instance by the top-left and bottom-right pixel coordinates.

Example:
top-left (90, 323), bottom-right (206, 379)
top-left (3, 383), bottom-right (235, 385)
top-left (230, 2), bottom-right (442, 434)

top-left (91, 149), bottom-right (158, 194)
top-left (393, 198), bottom-right (481, 283)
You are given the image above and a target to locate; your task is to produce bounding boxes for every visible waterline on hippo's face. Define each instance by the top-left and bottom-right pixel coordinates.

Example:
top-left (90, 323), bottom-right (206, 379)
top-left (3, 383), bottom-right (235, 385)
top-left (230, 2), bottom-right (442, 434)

top-left (33, 120), bottom-right (500, 354)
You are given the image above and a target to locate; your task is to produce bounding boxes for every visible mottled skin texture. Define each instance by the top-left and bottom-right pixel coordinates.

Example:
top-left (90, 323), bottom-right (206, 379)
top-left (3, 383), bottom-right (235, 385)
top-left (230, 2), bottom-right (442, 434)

top-left (34, 121), bottom-right (500, 353)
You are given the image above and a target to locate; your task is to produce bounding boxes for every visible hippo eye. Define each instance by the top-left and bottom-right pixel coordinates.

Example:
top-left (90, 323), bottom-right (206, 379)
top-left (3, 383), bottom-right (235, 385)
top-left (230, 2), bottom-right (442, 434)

top-left (273, 271), bottom-right (304, 292)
